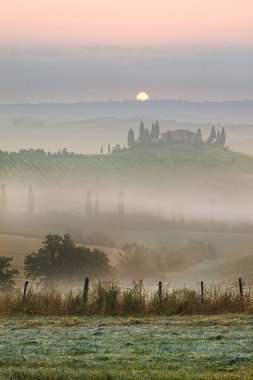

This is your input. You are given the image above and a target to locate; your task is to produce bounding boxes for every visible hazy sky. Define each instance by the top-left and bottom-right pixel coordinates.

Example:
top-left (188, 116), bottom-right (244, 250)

top-left (1, 0), bottom-right (253, 46)
top-left (0, 1), bottom-right (252, 102)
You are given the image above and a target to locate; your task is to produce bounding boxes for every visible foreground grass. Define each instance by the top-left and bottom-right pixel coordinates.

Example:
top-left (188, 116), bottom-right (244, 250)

top-left (0, 315), bottom-right (253, 379)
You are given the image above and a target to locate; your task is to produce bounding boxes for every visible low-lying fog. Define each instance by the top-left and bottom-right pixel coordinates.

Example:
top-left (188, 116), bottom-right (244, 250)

top-left (1, 185), bottom-right (253, 225)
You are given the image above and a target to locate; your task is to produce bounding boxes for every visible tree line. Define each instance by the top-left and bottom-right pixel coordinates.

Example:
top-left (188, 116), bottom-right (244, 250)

top-left (0, 234), bottom-right (216, 291)
top-left (0, 185), bottom-right (125, 217)
top-left (127, 122), bottom-right (226, 148)
top-left (128, 121), bottom-right (160, 147)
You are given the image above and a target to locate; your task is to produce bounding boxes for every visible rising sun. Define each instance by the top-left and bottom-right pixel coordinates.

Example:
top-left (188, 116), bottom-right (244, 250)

top-left (136, 91), bottom-right (149, 102)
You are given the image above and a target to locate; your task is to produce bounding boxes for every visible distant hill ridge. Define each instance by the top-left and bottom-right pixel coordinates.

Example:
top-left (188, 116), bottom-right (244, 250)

top-left (1, 100), bottom-right (253, 123)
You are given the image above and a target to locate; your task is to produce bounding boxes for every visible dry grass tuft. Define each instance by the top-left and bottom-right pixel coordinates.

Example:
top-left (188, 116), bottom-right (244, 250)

top-left (0, 281), bottom-right (252, 316)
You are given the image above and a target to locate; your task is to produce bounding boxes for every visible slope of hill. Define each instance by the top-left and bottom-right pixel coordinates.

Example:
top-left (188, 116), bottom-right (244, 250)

top-left (1, 144), bottom-right (253, 188)
top-left (1, 144), bottom-right (253, 222)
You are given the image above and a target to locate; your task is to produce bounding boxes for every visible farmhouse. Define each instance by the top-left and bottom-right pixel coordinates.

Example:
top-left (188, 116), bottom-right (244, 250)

top-left (161, 129), bottom-right (201, 144)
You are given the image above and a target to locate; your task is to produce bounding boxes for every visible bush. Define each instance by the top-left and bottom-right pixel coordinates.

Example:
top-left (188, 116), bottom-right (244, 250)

top-left (0, 256), bottom-right (19, 291)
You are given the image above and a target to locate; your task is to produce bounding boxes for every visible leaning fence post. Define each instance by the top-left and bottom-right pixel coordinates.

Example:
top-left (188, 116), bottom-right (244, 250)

top-left (23, 281), bottom-right (29, 302)
top-left (158, 281), bottom-right (163, 307)
top-left (239, 278), bottom-right (243, 299)
top-left (82, 277), bottom-right (89, 304)
top-left (200, 281), bottom-right (204, 303)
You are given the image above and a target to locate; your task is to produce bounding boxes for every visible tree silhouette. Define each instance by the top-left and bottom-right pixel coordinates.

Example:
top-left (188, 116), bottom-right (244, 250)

top-left (221, 127), bottom-right (226, 146)
top-left (197, 128), bottom-right (202, 143)
top-left (207, 126), bottom-right (216, 144)
top-left (85, 191), bottom-right (93, 217)
top-left (150, 123), bottom-right (155, 140)
top-left (0, 184), bottom-right (7, 213)
top-left (24, 234), bottom-right (110, 282)
top-left (127, 128), bottom-right (135, 147)
top-left (145, 128), bottom-right (150, 142)
top-left (0, 256), bottom-right (19, 291)
top-left (94, 197), bottom-right (100, 216)
top-left (215, 131), bottom-right (221, 145)
top-left (155, 121), bottom-right (160, 140)
top-left (139, 121), bottom-right (146, 143)
top-left (28, 185), bottom-right (35, 214)
top-left (108, 143), bottom-right (111, 154)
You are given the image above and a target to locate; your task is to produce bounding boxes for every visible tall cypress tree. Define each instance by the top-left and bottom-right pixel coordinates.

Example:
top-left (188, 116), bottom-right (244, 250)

top-left (150, 123), bottom-right (155, 140)
top-left (215, 131), bottom-right (221, 145)
top-left (127, 128), bottom-right (135, 147)
top-left (155, 121), bottom-right (160, 140)
top-left (85, 191), bottom-right (93, 217)
top-left (207, 126), bottom-right (216, 143)
top-left (139, 121), bottom-right (146, 143)
top-left (197, 128), bottom-right (202, 143)
top-left (93, 197), bottom-right (100, 216)
top-left (221, 127), bottom-right (226, 146)
top-left (145, 128), bottom-right (150, 142)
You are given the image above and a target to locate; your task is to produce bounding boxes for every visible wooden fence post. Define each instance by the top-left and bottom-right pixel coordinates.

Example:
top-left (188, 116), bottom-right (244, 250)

top-left (239, 278), bottom-right (243, 299)
top-left (23, 281), bottom-right (29, 302)
top-left (158, 281), bottom-right (163, 307)
top-left (200, 281), bottom-right (204, 303)
top-left (82, 277), bottom-right (89, 304)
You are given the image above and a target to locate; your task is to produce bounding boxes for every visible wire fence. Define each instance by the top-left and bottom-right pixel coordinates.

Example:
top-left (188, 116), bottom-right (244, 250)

top-left (12, 276), bottom-right (253, 298)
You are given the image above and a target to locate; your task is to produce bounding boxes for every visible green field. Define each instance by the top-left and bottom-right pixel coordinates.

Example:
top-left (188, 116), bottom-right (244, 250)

top-left (0, 315), bottom-right (252, 379)
top-left (1, 145), bottom-right (253, 194)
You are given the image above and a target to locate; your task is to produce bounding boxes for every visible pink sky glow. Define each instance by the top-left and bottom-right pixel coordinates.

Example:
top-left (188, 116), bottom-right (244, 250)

top-left (0, 0), bottom-right (253, 46)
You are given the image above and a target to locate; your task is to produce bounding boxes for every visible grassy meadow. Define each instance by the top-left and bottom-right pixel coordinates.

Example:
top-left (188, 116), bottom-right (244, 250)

top-left (0, 315), bottom-right (252, 379)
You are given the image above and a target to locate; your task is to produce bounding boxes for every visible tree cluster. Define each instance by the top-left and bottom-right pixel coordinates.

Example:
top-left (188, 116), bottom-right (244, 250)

top-left (24, 234), bottom-right (111, 282)
top-left (117, 240), bottom-right (216, 279)
top-left (127, 121), bottom-right (160, 147)
top-left (207, 126), bottom-right (226, 146)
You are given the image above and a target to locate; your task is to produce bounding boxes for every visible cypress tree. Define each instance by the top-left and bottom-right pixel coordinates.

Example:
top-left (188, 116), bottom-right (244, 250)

top-left (150, 123), bottom-right (155, 140)
top-left (93, 197), bottom-right (100, 216)
top-left (155, 121), bottom-right (160, 140)
top-left (221, 127), bottom-right (226, 146)
top-left (197, 128), bottom-right (202, 143)
top-left (207, 126), bottom-right (216, 143)
top-left (127, 129), bottom-right (135, 147)
top-left (145, 128), bottom-right (150, 142)
top-left (139, 121), bottom-right (146, 143)
top-left (85, 191), bottom-right (93, 217)
top-left (215, 131), bottom-right (221, 145)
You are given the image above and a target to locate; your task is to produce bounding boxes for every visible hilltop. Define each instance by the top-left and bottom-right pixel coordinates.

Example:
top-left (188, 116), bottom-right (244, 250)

top-left (0, 143), bottom-right (253, 191)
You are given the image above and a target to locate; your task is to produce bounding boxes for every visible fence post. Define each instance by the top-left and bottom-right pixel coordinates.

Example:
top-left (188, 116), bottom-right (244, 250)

top-left (239, 278), bottom-right (243, 298)
top-left (158, 281), bottom-right (163, 307)
top-left (23, 281), bottom-right (29, 302)
top-left (82, 277), bottom-right (89, 304)
top-left (200, 281), bottom-right (204, 303)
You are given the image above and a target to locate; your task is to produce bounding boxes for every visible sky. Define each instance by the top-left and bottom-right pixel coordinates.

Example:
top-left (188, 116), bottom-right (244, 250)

top-left (0, 0), bottom-right (252, 102)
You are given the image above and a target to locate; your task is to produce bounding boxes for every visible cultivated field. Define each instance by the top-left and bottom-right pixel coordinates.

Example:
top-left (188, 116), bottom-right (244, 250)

top-left (0, 315), bottom-right (252, 379)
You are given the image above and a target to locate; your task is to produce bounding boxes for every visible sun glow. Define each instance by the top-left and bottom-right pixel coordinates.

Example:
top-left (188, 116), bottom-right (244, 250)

top-left (136, 92), bottom-right (149, 102)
